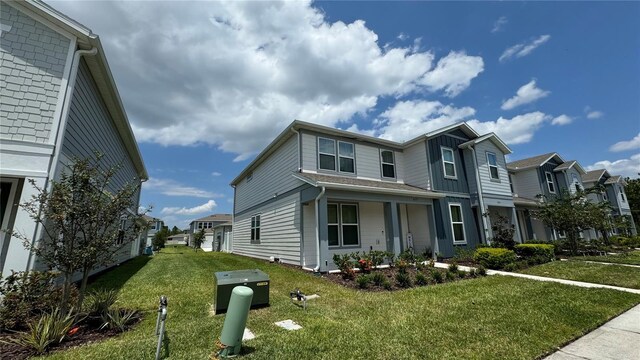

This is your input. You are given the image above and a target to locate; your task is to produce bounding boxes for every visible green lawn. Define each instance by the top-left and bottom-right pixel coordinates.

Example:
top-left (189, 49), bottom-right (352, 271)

top-left (41, 246), bottom-right (639, 360)
top-left (571, 251), bottom-right (640, 266)
top-left (520, 261), bottom-right (640, 289)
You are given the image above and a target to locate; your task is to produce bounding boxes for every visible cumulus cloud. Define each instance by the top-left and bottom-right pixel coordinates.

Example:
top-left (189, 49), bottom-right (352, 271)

top-left (161, 200), bottom-right (217, 216)
top-left (551, 114), bottom-right (573, 126)
top-left (499, 35), bottom-right (551, 62)
top-left (586, 154), bottom-right (640, 178)
top-left (420, 51), bottom-right (484, 97)
top-left (50, 1), bottom-right (484, 161)
top-left (501, 80), bottom-right (550, 110)
top-left (587, 111), bottom-right (604, 119)
top-left (467, 112), bottom-right (551, 144)
top-left (492, 16), bottom-right (508, 33)
top-left (143, 178), bottom-right (224, 198)
top-left (610, 133), bottom-right (640, 152)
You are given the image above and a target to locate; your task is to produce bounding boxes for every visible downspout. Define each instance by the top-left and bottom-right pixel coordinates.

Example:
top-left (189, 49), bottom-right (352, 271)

top-left (290, 127), bottom-right (304, 266)
top-left (26, 47), bottom-right (98, 272)
top-left (469, 145), bottom-right (490, 244)
top-left (313, 186), bottom-right (326, 272)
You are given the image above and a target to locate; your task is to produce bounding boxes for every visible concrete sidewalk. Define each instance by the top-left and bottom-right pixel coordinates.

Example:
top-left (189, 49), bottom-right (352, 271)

top-left (545, 304), bottom-right (640, 360)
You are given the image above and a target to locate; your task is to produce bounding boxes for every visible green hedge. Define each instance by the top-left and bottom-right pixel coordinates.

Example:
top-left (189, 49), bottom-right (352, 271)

top-left (474, 248), bottom-right (516, 270)
top-left (514, 244), bottom-right (555, 263)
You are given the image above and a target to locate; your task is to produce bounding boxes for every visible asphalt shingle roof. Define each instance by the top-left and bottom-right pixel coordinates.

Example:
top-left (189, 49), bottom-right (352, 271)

top-left (582, 169), bottom-right (607, 183)
top-left (294, 172), bottom-right (443, 197)
top-left (507, 152), bottom-right (557, 171)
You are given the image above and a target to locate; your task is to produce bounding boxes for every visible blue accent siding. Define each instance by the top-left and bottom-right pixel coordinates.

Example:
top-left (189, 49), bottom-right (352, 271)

top-left (538, 160), bottom-right (563, 198)
top-left (428, 134), bottom-right (470, 193)
top-left (433, 196), bottom-right (480, 258)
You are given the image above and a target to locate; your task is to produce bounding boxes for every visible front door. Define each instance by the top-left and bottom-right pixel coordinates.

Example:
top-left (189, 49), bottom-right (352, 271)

top-left (1, 179), bottom-right (20, 271)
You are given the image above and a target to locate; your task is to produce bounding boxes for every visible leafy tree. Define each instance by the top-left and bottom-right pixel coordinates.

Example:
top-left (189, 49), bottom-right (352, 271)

top-left (624, 177), bottom-right (640, 229)
top-left (170, 226), bottom-right (181, 235)
top-left (485, 212), bottom-right (516, 249)
top-left (192, 228), bottom-right (206, 251)
top-left (152, 227), bottom-right (169, 250)
top-left (533, 189), bottom-right (611, 255)
top-left (15, 154), bottom-right (144, 313)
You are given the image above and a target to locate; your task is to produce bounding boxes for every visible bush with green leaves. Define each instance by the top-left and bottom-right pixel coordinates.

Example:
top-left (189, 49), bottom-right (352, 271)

top-left (356, 275), bottom-right (371, 289)
top-left (398, 249), bottom-right (416, 264)
top-left (415, 272), bottom-right (428, 286)
top-left (100, 308), bottom-right (139, 333)
top-left (457, 270), bottom-right (467, 278)
top-left (395, 272), bottom-right (413, 288)
top-left (368, 250), bottom-right (386, 269)
top-left (503, 263), bottom-right (519, 272)
top-left (371, 272), bottom-right (386, 287)
top-left (384, 251), bottom-right (396, 266)
top-left (83, 289), bottom-right (119, 316)
top-left (468, 268), bottom-right (477, 277)
top-left (514, 244), bottom-right (555, 263)
top-left (474, 248), bottom-right (516, 270)
top-left (395, 259), bottom-right (409, 274)
top-left (445, 271), bottom-right (456, 281)
top-left (453, 247), bottom-right (475, 263)
top-left (3, 308), bottom-right (76, 354)
top-left (477, 265), bottom-right (487, 276)
top-left (432, 271), bottom-right (443, 283)
top-left (448, 262), bottom-right (459, 273)
top-left (332, 253), bottom-right (355, 280)
top-left (382, 280), bottom-right (393, 290)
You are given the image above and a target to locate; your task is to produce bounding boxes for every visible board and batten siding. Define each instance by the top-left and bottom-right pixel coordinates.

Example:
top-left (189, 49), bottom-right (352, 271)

top-left (234, 135), bottom-right (302, 213)
top-left (511, 169), bottom-right (542, 199)
top-left (233, 193), bottom-right (301, 265)
top-left (428, 134), bottom-right (470, 194)
top-left (60, 59), bottom-right (140, 203)
top-left (474, 140), bottom-right (511, 198)
top-left (433, 196), bottom-right (480, 258)
top-left (403, 141), bottom-right (430, 189)
top-left (538, 160), bottom-right (563, 199)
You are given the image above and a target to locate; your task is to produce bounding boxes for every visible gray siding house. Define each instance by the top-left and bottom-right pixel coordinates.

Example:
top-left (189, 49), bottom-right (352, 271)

top-left (582, 170), bottom-right (637, 236)
top-left (231, 121), bottom-right (516, 272)
top-left (188, 213), bottom-right (232, 248)
top-left (0, 0), bottom-right (147, 276)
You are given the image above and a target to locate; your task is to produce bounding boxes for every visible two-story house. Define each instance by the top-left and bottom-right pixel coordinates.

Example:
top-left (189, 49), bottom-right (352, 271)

top-left (582, 169), bottom-right (637, 236)
top-left (0, 0), bottom-right (147, 276)
top-left (142, 215), bottom-right (165, 247)
top-left (188, 213), bottom-right (232, 248)
top-left (230, 120), bottom-right (516, 271)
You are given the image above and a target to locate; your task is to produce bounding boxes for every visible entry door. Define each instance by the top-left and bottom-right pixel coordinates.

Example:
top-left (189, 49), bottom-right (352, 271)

top-left (516, 210), bottom-right (529, 242)
top-left (1, 179), bottom-right (19, 271)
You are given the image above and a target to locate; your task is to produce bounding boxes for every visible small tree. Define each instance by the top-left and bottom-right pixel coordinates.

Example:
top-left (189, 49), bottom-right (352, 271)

top-left (533, 189), bottom-right (611, 255)
top-left (485, 212), bottom-right (516, 249)
top-left (170, 226), bottom-right (181, 235)
top-left (152, 227), bottom-right (169, 250)
top-left (192, 228), bottom-right (206, 251)
top-left (15, 153), bottom-right (145, 313)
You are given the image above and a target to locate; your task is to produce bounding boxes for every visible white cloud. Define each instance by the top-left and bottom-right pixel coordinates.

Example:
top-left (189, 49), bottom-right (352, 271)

top-left (501, 80), bottom-right (550, 110)
top-left (499, 35), bottom-right (551, 62)
top-left (420, 51), bottom-right (484, 97)
top-left (211, 171), bottom-right (222, 177)
top-left (50, 1), bottom-right (483, 161)
top-left (397, 32), bottom-right (409, 41)
top-left (467, 112), bottom-right (551, 144)
top-left (551, 114), bottom-right (573, 126)
top-left (610, 133), bottom-right (640, 152)
top-left (586, 154), bottom-right (640, 178)
top-left (161, 200), bottom-right (217, 216)
top-left (143, 178), bottom-right (224, 198)
top-left (492, 16), bottom-right (507, 33)
top-left (374, 100), bottom-right (476, 141)
top-left (587, 111), bottom-right (604, 119)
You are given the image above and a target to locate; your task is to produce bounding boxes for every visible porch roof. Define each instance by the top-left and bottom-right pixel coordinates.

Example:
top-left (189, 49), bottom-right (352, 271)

top-left (293, 172), bottom-right (445, 198)
top-left (512, 196), bottom-right (540, 207)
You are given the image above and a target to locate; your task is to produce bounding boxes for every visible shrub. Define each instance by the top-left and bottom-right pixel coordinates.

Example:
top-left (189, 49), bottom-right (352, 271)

top-left (369, 250), bottom-right (386, 269)
top-left (477, 266), bottom-right (487, 276)
top-left (503, 263), bottom-right (519, 272)
top-left (453, 247), bottom-right (475, 263)
top-left (333, 254), bottom-right (355, 280)
top-left (514, 244), bottom-right (555, 263)
top-left (474, 248), bottom-right (516, 270)
top-left (398, 249), bottom-right (416, 264)
top-left (382, 280), bottom-right (393, 290)
top-left (448, 262), bottom-right (459, 273)
top-left (432, 271), bottom-right (443, 283)
top-left (100, 308), bottom-right (139, 333)
top-left (395, 272), bottom-right (413, 288)
top-left (84, 289), bottom-right (119, 316)
top-left (356, 275), bottom-right (371, 289)
top-left (6, 308), bottom-right (75, 354)
top-left (371, 272), bottom-right (386, 287)
top-left (385, 251), bottom-right (396, 266)
top-left (468, 268), bottom-right (477, 277)
top-left (445, 271), bottom-right (456, 281)
top-left (457, 270), bottom-right (467, 278)
top-left (395, 259), bottom-right (409, 274)
top-left (415, 272), bottom-right (428, 286)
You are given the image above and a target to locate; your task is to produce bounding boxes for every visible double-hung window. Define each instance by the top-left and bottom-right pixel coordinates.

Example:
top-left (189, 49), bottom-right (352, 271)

top-left (318, 137), bottom-right (355, 174)
top-left (338, 142), bottom-right (355, 173)
top-left (250, 215), bottom-right (261, 243)
top-left (441, 147), bottom-right (456, 179)
top-left (545, 172), bottom-right (555, 193)
top-left (318, 138), bottom-right (336, 171)
top-left (449, 204), bottom-right (466, 244)
top-left (327, 203), bottom-right (359, 247)
top-left (380, 150), bottom-right (395, 178)
top-left (486, 152), bottom-right (499, 180)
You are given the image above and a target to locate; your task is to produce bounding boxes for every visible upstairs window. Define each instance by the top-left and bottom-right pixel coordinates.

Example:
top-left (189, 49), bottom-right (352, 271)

top-left (545, 172), bottom-right (556, 193)
top-left (449, 204), bottom-right (466, 244)
top-left (441, 147), bottom-right (457, 179)
top-left (487, 152), bottom-right (500, 180)
top-left (338, 141), bottom-right (355, 173)
top-left (250, 214), bottom-right (261, 243)
top-left (620, 186), bottom-right (626, 202)
top-left (380, 150), bottom-right (395, 178)
top-left (318, 138), bottom-right (336, 171)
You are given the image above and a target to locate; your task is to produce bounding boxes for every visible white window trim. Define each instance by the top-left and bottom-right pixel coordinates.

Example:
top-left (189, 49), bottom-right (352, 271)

top-left (337, 141), bottom-right (355, 174)
top-left (328, 203), bottom-right (340, 247)
top-left (317, 137), bottom-right (337, 171)
top-left (619, 186), bottom-right (626, 202)
top-left (327, 202), bottom-right (360, 248)
top-left (380, 149), bottom-right (396, 179)
top-left (441, 147), bottom-right (457, 179)
top-left (545, 171), bottom-right (556, 194)
top-left (250, 214), bottom-right (261, 243)
top-left (486, 152), bottom-right (500, 180)
top-left (448, 203), bottom-right (466, 244)
top-left (340, 203), bottom-right (360, 247)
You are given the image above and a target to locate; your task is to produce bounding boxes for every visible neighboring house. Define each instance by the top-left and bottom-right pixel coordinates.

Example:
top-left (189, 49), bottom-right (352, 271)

top-left (142, 215), bottom-right (165, 247)
top-left (582, 169), bottom-right (637, 236)
top-left (230, 120), bottom-right (517, 272)
top-left (508, 153), bottom-right (598, 241)
top-left (202, 222), bottom-right (232, 252)
top-left (0, 0), bottom-right (147, 276)
top-left (188, 213), bottom-right (232, 246)
top-left (167, 233), bottom-right (188, 246)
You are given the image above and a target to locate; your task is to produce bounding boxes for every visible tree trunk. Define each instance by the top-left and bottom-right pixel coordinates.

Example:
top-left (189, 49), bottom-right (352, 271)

top-left (60, 271), bottom-right (73, 316)
top-left (76, 267), bottom-right (91, 311)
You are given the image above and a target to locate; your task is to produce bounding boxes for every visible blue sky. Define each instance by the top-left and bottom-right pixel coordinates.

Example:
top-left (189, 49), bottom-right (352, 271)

top-left (51, 1), bottom-right (640, 228)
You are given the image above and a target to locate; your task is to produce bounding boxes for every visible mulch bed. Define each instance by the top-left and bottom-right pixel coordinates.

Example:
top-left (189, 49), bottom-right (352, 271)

top-left (0, 314), bottom-right (143, 359)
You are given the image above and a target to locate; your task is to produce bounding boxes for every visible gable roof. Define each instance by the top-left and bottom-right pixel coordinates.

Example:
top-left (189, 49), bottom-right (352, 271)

top-left (403, 122), bottom-right (480, 147)
top-left (582, 169), bottom-right (610, 183)
top-left (190, 214), bottom-right (232, 224)
top-left (507, 152), bottom-right (564, 172)
top-left (604, 175), bottom-right (626, 185)
top-left (16, 0), bottom-right (147, 181)
top-left (553, 160), bottom-right (587, 175)
top-left (458, 132), bottom-right (512, 154)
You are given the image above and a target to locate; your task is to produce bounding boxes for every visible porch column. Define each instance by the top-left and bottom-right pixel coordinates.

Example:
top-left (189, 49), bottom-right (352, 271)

top-left (389, 201), bottom-right (401, 255)
top-left (317, 194), bottom-right (329, 272)
top-left (511, 207), bottom-right (523, 243)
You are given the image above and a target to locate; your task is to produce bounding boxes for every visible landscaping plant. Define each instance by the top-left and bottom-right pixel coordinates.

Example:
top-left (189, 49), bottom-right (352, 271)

top-left (368, 250), bottom-right (386, 269)
top-left (485, 212), bottom-right (517, 249)
top-left (395, 272), bottom-right (413, 288)
top-left (474, 248), bottom-right (516, 270)
top-left (332, 254), bottom-right (355, 280)
top-left (356, 275), bottom-right (371, 289)
top-left (100, 309), bottom-right (139, 333)
top-left (432, 271), bottom-right (444, 283)
top-left (371, 272), bottom-right (386, 287)
top-left (3, 308), bottom-right (76, 354)
top-left (415, 272), bottom-right (428, 286)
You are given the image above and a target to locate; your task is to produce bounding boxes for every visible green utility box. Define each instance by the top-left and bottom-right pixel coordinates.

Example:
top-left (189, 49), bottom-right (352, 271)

top-left (214, 269), bottom-right (269, 314)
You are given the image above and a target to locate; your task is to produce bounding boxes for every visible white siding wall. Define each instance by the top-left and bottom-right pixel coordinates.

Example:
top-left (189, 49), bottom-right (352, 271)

top-left (302, 203), bottom-right (317, 268)
top-left (403, 204), bottom-right (430, 254)
top-left (511, 169), bottom-right (542, 199)
top-left (301, 132), bottom-right (316, 171)
top-left (565, 168), bottom-right (583, 195)
top-left (233, 193), bottom-right (301, 265)
top-left (475, 141), bottom-right (511, 197)
top-left (328, 201), bottom-right (386, 266)
top-left (235, 135), bottom-right (302, 213)
top-left (403, 141), bottom-right (430, 190)
top-left (355, 143), bottom-right (380, 180)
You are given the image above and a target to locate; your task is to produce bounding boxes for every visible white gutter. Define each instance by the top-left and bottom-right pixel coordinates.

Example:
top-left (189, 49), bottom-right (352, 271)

top-left (313, 186), bottom-right (326, 272)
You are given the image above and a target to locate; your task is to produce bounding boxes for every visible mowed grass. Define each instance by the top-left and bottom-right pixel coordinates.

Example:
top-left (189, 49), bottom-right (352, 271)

top-left (520, 260), bottom-right (640, 289)
top-left (41, 246), bottom-right (639, 360)
top-left (571, 250), bottom-right (640, 266)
